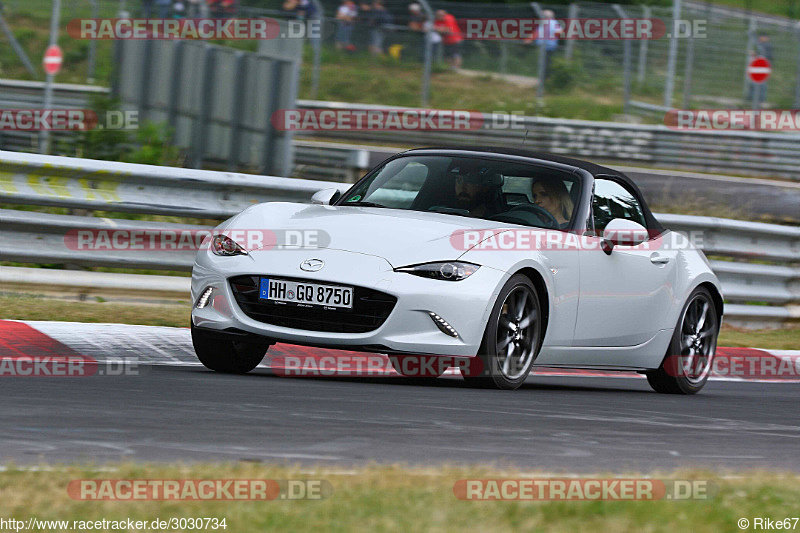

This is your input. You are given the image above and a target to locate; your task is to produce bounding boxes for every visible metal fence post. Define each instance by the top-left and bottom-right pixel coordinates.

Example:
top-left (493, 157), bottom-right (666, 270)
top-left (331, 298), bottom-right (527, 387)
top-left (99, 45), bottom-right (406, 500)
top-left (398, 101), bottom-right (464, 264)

top-left (191, 44), bottom-right (216, 169)
top-left (531, 2), bottom-right (545, 98)
top-left (637, 5), bottom-right (650, 83)
top-left (138, 39), bottom-right (154, 123)
top-left (663, 0), bottom-right (681, 109)
top-left (419, 0), bottom-right (434, 107)
top-left (564, 3), bottom-right (578, 62)
top-left (0, 10), bottom-right (37, 78)
top-left (310, 0), bottom-right (324, 100)
top-left (682, 29), bottom-right (695, 109)
top-left (614, 5), bottom-right (632, 115)
top-left (743, 17), bottom-right (757, 101)
top-left (795, 26), bottom-right (800, 108)
top-left (40, 0), bottom-right (61, 155)
top-left (262, 59), bottom-right (283, 175)
top-left (167, 40), bottom-right (185, 131)
top-left (87, 0), bottom-right (98, 83)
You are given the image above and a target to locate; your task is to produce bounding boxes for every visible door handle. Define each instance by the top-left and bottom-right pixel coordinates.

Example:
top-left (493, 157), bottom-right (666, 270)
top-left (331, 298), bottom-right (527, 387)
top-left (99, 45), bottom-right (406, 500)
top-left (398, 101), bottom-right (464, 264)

top-left (650, 254), bottom-right (670, 265)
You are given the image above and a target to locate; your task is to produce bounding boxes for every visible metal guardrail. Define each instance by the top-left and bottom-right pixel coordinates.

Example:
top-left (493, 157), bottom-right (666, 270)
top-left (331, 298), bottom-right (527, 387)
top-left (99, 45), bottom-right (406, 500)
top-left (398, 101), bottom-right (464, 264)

top-left (293, 100), bottom-right (800, 181)
top-left (2, 79), bottom-right (800, 180)
top-left (1, 151), bottom-right (798, 326)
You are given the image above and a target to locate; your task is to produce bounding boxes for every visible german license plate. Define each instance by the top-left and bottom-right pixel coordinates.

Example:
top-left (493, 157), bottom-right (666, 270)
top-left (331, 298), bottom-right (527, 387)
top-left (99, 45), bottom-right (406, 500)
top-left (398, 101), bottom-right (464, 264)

top-left (259, 278), bottom-right (353, 310)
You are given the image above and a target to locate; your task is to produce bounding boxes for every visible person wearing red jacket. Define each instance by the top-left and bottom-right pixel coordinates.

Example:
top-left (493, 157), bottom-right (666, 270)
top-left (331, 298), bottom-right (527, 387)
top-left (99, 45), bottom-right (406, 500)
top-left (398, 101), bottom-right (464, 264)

top-left (433, 9), bottom-right (462, 69)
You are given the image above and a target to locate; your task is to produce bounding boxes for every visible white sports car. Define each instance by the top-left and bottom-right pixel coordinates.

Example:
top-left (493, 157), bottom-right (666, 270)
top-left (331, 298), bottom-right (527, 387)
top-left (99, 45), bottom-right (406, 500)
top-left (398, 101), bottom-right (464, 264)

top-left (191, 148), bottom-right (723, 393)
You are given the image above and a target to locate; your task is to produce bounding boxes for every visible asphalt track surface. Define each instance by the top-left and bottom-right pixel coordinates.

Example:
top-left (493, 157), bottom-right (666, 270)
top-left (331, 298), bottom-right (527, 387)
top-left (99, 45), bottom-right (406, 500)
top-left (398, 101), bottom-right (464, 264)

top-left (3, 359), bottom-right (799, 472)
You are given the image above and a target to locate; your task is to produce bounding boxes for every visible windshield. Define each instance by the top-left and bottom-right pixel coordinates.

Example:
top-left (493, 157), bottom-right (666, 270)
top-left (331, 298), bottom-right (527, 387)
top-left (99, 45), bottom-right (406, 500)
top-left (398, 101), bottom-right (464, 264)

top-left (336, 155), bottom-right (581, 230)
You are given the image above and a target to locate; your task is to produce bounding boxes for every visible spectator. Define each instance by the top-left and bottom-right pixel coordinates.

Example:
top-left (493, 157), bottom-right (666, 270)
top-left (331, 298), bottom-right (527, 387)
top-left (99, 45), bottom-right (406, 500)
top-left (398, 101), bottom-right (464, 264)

top-left (156, 0), bottom-right (171, 18)
top-left (362, 0), bottom-right (392, 56)
top-left (433, 9), bottom-right (462, 69)
top-left (186, 0), bottom-right (202, 17)
top-left (142, 0), bottom-right (155, 17)
top-left (283, 0), bottom-right (317, 20)
top-left (220, 0), bottom-right (236, 18)
top-left (208, 0), bottom-right (221, 18)
top-left (408, 3), bottom-right (441, 60)
top-left (527, 9), bottom-right (563, 82)
top-left (173, 1), bottom-right (186, 18)
top-left (335, 0), bottom-right (358, 51)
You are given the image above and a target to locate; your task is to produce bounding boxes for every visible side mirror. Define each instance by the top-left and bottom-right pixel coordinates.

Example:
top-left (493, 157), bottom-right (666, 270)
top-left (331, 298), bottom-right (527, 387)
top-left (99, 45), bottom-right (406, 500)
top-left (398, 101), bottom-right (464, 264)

top-left (311, 188), bottom-right (342, 205)
top-left (601, 219), bottom-right (649, 255)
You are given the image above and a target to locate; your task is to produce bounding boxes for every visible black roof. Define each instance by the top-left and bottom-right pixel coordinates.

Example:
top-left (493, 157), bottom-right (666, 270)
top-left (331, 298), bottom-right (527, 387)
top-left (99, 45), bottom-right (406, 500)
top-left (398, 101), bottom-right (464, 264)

top-left (403, 146), bottom-right (628, 179)
top-left (400, 146), bottom-right (665, 234)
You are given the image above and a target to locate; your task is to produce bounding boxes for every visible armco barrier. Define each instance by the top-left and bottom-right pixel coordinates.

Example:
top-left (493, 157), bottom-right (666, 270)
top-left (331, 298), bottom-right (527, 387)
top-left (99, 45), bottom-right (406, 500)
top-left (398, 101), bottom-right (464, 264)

top-left (2, 79), bottom-right (800, 180)
top-left (0, 151), bottom-right (798, 326)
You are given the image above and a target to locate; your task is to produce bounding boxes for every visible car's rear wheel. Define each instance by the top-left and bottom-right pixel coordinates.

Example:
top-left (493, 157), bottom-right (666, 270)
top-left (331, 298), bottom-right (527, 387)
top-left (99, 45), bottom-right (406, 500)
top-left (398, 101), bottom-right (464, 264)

top-left (191, 324), bottom-right (271, 374)
top-left (461, 274), bottom-right (543, 390)
top-left (646, 287), bottom-right (719, 394)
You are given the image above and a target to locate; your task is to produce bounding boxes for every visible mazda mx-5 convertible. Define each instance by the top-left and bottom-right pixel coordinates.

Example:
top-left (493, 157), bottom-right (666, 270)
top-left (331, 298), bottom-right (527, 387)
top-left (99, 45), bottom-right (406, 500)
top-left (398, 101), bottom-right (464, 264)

top-left (191, 147), bottom-right (723, 393)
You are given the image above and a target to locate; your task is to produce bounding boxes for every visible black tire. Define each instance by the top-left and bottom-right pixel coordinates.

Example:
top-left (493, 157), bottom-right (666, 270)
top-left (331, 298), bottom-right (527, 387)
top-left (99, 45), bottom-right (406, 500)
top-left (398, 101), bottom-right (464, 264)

top-left (461, 274), bottom-right (543, 390)
top-left (646, 287), bottom-right (720, 395)
top-left (191, 324), bottom-right (271, 374)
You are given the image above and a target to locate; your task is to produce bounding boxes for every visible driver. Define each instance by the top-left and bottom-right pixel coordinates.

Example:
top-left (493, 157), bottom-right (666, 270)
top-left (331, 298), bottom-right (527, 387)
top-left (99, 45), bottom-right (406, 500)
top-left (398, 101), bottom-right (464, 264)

top-left (531, 178), bottom-right (573, 228)
top-left (453, 166), bottom-right (494, 218)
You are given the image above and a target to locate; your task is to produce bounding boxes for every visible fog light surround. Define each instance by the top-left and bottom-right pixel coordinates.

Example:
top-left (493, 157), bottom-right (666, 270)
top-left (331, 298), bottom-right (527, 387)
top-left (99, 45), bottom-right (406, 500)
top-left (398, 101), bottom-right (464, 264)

top-left (429, 312), bottom-right (459, 338)
top-left (195, 287), bottom-right (214, 309)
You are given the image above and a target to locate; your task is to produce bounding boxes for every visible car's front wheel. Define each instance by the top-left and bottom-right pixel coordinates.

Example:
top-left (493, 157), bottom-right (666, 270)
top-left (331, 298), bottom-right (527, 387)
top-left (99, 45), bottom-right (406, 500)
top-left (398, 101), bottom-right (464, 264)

top-left (646, 287), bottom-right (720, 394)
top-left (191, 324), bottom-right (272, 374)
top-left (462, 274), bottom-right (543, 390)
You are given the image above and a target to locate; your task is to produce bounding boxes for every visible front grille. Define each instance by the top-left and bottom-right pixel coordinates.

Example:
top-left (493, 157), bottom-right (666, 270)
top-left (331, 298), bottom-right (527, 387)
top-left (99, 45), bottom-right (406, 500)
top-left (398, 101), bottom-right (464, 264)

top-left (229, 275), bottom-right (397, 333)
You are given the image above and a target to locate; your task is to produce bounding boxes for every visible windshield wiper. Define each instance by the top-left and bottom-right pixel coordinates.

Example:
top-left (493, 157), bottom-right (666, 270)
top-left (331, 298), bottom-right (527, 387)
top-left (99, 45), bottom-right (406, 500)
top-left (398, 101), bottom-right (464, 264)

top-left (342, 201), bottom-right (388, 208)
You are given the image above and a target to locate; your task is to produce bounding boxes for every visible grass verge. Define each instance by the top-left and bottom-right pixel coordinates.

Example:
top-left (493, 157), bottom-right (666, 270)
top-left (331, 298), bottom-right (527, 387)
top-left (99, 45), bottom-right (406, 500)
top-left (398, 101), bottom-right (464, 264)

top-left (0, 463), bottom-right (798, 532)
top-left (1, 294), bottom-right (798, 349)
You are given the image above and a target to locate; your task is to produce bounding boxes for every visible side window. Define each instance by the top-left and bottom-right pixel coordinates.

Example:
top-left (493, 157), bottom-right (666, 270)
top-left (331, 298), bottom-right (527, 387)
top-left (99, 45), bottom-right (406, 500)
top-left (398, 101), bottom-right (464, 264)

top-left (592, 178), bottom-right (646, 232)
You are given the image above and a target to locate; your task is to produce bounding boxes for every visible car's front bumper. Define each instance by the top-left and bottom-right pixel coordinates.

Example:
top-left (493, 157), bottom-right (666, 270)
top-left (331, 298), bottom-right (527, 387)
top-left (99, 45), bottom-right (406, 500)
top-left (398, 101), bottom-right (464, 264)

top-left (191, 247), bottom-right (509, 356)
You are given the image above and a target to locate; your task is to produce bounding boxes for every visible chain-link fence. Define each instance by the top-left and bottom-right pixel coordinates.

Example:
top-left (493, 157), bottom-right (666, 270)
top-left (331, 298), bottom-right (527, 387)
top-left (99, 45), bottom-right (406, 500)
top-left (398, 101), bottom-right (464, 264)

top-left (1, 0), bottom-right (799, 114)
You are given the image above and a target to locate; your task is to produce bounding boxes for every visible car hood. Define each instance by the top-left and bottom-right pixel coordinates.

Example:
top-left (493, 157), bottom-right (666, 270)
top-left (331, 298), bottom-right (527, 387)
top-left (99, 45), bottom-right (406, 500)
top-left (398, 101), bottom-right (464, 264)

top-left (224, 202), bottom-right (513, 267)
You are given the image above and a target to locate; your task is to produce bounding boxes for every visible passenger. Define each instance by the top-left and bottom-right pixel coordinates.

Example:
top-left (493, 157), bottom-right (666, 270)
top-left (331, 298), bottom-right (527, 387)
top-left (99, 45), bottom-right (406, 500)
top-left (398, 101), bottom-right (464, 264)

top-left (531, 178), bottom-right (573, 228)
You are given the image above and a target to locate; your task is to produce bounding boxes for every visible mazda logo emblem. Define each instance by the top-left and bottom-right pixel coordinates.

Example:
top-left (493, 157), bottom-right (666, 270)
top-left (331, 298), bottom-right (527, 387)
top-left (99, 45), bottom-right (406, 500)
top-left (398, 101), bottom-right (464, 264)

top-left (300, 258), bottom-right (325, 272)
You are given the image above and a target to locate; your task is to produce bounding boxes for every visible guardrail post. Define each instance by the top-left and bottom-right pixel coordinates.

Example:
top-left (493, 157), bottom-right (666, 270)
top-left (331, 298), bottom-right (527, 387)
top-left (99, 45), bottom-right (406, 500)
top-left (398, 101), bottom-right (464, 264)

top-left (191, 44), bottom-right (216, 169)
top-left (637, 5), bottom-right (650, 83)
top-left (228, 51), bottom-right (248, 172)
top-left (663, 0), bottom-right (681, 109)
top-left (40, 0), bottom-right (61, 155)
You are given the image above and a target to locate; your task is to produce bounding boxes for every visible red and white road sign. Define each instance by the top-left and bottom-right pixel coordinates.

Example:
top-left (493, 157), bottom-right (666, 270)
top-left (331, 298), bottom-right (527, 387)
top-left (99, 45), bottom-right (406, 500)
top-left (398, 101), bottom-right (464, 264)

top-left (747, 56), bottom-right (771, 84)
top-left (43, 45), bottom-right (63, 76)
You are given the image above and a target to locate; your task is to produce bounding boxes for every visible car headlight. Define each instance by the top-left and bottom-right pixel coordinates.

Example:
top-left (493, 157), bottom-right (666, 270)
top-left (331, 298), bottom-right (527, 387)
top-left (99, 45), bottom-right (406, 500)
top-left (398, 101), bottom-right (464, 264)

top-left (395, 261), bottom-right (479, 281)
top-left (211, 234), bottom-right (248, 256)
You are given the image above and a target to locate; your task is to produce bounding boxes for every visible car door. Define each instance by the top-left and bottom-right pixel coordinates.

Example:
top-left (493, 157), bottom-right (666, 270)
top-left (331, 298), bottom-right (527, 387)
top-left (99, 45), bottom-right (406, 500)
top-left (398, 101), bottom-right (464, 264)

top-left (573, 177), bottom-right (678, 347)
